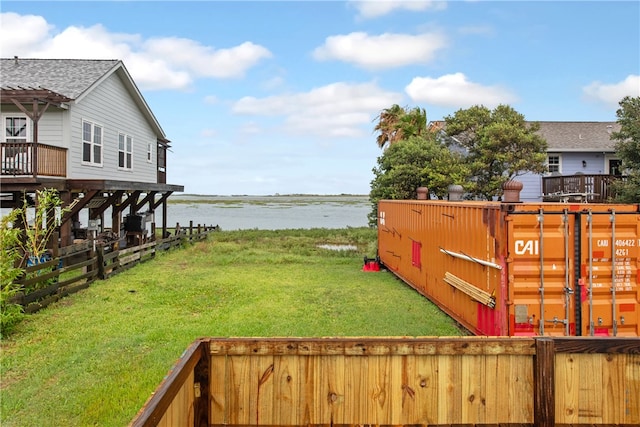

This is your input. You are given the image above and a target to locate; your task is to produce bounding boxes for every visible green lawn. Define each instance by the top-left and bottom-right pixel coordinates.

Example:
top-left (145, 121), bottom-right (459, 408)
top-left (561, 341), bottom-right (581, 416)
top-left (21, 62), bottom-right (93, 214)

top-left (0, 228), bottom-right (463, 427)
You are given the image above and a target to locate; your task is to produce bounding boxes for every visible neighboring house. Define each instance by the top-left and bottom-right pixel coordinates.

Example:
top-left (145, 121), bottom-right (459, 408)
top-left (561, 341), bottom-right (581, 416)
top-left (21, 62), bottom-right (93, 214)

top-left (518, 121), bottom-right (621, 202)
top-left (0, 57), bottom-right (184, 247)
top-left (429, 120), bottom-right (622, 202)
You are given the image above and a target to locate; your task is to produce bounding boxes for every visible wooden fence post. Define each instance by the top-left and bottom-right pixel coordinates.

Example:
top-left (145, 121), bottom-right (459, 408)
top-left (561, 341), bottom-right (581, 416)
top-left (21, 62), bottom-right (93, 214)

top-left (194, 340), bottom-right (210, 427)
top-left (96, 246), bottom-right (105, 280)
top-left (534, 337), bottom-right (555, 427)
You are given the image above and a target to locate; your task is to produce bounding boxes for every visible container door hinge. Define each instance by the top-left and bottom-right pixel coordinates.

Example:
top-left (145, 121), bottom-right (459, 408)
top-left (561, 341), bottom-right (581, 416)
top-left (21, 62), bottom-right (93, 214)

top-left (194, 382), bottom-right (201, 398)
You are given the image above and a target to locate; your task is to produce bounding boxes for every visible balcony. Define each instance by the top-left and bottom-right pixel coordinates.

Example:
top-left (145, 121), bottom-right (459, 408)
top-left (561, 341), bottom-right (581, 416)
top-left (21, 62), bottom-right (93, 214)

top-left (542, 173), bottom-right (623, 203)
top-left (1, 142), bottom-right (67, 178)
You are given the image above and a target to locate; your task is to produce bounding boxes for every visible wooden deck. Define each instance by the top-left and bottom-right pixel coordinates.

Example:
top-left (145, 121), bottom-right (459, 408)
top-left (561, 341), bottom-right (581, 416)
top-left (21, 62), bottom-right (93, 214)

top-left (542, 174), bottom-right (624, 203)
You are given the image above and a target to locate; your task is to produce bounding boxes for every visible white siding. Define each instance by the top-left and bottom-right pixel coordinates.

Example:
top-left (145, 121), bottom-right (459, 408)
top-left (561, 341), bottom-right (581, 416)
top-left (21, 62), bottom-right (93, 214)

top-left (0, 105), bottom-right (67, 148)
top-left (36, 110), bottom-right (67, 149)
top-left (67, 73), bottom-right (157, 182)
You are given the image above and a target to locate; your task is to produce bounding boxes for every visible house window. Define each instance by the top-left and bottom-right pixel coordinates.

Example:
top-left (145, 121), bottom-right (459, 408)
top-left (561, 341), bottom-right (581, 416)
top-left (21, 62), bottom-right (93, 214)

top-left (608, 159), bottom-right (623, 176)
top-left (547, 155), bottom-right (561, 174)
top-left (4, 116), bottom-right (28, 142)
top-left (147, 142), bottom-right (153, 163)
top-left (119, 133), bottom-right (133, 169)
top-left (82, 120), bottom-right (102, 165)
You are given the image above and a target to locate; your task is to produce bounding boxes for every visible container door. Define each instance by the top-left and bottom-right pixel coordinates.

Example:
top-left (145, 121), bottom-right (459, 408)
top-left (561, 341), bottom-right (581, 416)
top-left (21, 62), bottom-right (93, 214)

top-left (508, 209), bottom-right (576, 336)
top-left (580, 209), bottom-right (639, 336)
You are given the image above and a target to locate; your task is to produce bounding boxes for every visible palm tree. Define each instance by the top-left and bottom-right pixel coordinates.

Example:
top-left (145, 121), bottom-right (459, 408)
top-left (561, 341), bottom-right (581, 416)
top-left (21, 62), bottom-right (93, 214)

top-left (373, 105), bottom-right (428, 149)
top-left (374, 104), bottom-right (405, 149)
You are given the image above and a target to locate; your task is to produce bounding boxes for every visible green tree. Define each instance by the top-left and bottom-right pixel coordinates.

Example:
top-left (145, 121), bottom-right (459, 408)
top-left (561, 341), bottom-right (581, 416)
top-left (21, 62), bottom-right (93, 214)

top-left (374, 104), bottom-right (428, 149)
top-left (368, 135), bottom-right (468, 225)
top-left (443, 104), bottom-right (548, 200)
top-left (611, 96), bottom-right (640, 202)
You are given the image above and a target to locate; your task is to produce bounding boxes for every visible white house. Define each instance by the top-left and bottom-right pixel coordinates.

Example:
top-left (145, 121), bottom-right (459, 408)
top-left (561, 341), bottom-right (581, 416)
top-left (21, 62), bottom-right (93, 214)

top-left (0, 57), bottom-right (183, 246)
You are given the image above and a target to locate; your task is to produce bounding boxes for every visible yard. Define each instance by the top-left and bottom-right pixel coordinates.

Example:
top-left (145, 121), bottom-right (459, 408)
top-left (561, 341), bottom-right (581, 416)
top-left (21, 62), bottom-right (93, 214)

top-left (0, 227), bottom-right (463, 427)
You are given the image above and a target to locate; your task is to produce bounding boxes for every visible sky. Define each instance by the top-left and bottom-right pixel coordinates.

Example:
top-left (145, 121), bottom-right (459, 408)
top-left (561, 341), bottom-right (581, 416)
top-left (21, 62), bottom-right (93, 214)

top-left (1, 1), bottom-right (639, 196)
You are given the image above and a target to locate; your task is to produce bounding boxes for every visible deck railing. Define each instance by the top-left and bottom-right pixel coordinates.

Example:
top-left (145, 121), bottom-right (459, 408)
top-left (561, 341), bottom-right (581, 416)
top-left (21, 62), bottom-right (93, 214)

top-left (542, 173), bottom-right (623, 203)
top-left (1, 142), bottom-right (67, 177)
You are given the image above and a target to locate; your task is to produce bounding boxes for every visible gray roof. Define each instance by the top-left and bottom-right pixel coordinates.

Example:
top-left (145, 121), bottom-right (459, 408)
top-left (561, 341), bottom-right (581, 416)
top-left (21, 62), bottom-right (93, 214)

top-left (537, 121), bottom-right (620, 152)
top-left (429, 120), bottom-right (620, 153)
top-left (0, 58), bottom-right (120, 99)
top-left (1, 57), bottom-right (167, 141)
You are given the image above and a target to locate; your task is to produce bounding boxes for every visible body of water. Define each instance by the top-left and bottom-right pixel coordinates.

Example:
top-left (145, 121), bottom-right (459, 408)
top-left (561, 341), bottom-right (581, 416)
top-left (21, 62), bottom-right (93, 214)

top-left (1, 194), bottom-right (372, 231)
top-left (158, 194), bottom-right (371, 230)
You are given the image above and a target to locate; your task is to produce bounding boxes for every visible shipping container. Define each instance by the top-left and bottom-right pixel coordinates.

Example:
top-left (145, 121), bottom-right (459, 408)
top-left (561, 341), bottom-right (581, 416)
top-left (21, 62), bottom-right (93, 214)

top-left (377, 200), bottom-right (640, 337)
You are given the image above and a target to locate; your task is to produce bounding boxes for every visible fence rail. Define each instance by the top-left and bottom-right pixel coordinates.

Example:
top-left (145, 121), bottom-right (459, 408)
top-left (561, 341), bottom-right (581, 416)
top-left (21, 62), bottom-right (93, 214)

top-left (10, 224), bottom-right (216, 313)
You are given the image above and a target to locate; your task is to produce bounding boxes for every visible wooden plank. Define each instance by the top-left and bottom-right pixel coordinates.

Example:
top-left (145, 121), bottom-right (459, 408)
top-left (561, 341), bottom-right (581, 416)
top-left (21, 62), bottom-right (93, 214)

top-left (577, 353), bottom-right (603, 424)
top-left (416, 354), bottom-right (439, 424)
top-left (437, 354), bottom-right (462, 424)
top-left (371, 354), bottom-right (393, 424)
top-left (205, 337), bottom-right (536, 356)
top-left (461, 354), bottom-right (485, 424)
top-left (129, 339), bottom-right (203, 427)
top-left (250, 355), bottom-right (273, 424)
top-left (534, 338), bottom-right (555, 427)
top-left (322, 355), bottom-right (344, 424)
top-left (484, 354), bottom-right (499, 424)
top-left (209, 355), bottom-right (226, 424)
top-left (602, 353), bottom-right (624, 424)
top-left (343, 355), bottom-right (366, 423)
top-left (555, 353), bottom-right (578, 424)
top-left (273, 355), bottom-right (299, 425)
top-left (300, 355), bottom-right (319, 424)
top-left (625, 354), bottom-right (640, 425)
top-left (227, 355), bottom-right (251, 424)
top-left (511, 354), bottom-right (534, 424)
top-left (553, 337), bottom-right (640, 354)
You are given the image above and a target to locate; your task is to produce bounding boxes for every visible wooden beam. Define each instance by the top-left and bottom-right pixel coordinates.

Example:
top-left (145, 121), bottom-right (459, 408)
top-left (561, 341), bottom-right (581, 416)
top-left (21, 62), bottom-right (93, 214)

top-left (113, 191), bottom-right (142, 215)
top-left (89, 190), bottom-right (124, 219)
top-left (152, 191), bottom-right (172, 210)
top-left (60, 190), bottom-right (100, 225)
top-left (133, 191), bottom-right (157, 212)
top-left (534, 338), bottom-right (555, 427)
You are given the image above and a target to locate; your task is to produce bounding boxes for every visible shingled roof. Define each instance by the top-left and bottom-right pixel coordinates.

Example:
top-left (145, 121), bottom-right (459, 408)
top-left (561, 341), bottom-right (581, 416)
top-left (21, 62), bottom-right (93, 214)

top-left (0, 57), bottom-right (167, 141)
top-left (537, 121), bottom-right (619, 152)
top-left (0, 57), bottom-right (120, 99)
top-left (429, 120), bottom-right (620, 153)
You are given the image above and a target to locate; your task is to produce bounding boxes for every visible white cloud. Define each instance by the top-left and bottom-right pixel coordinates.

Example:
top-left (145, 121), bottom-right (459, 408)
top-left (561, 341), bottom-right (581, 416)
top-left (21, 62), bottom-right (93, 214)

top-left (349, 1), bottom-right (447, 19)
top-left (143, 38), bottom-right (272, 79)
top-left (0, 12), bottom-right (54, 55)
top-left (313, 32), bottom-right (447, 70)
top-left (232, 81), bottom-right (403, 138)
top-left (0, 12), bottom-right (272, 91)
top-left (582, 75), bottom-right (640, 107)
top-left (405, 72), bottom-right (518, 108)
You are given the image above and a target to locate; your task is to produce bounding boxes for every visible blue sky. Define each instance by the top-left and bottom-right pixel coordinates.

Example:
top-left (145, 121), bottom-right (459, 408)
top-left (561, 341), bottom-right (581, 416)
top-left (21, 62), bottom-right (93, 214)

top-left (1, 1), bottom-right (639, 195)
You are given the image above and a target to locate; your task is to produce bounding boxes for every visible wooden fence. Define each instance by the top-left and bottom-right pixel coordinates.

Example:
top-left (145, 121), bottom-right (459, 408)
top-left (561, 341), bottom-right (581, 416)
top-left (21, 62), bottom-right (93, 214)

top-left (10, 224), bottom-right (216, 313)
top-left (129, 336), bottom-right (640, 427)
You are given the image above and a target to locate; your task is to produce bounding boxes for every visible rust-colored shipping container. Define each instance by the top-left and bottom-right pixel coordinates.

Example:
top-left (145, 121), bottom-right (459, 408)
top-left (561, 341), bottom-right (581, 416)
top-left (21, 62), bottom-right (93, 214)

top-left (377, 200), bottom-right (640, 337)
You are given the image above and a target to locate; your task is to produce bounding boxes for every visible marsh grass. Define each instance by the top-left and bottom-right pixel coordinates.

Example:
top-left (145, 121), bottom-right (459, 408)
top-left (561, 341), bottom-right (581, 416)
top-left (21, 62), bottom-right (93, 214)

top-left (0, 228), bottom-right (463, 427)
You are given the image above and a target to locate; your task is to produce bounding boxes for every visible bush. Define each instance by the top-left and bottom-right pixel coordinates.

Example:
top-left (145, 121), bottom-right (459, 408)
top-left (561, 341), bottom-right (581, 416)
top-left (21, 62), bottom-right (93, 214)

top-left (0, 211), bottom-right (24, 338)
